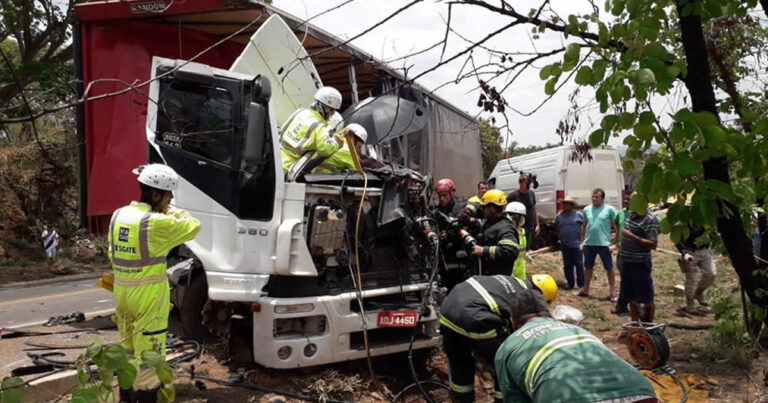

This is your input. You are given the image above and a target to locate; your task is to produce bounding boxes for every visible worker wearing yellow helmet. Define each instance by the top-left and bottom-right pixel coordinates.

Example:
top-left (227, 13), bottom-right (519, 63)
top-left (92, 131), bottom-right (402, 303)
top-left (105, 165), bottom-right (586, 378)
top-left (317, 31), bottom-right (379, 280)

top-left (468, 189), bottom-right (520, 276)
top-left (439, 273), bottom-right (557, 402)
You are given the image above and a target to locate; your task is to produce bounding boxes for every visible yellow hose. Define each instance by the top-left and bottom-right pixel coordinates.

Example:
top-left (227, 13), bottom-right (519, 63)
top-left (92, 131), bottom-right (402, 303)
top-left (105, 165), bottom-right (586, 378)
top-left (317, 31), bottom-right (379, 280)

top-left (354, 170), bottom-right (391, 399)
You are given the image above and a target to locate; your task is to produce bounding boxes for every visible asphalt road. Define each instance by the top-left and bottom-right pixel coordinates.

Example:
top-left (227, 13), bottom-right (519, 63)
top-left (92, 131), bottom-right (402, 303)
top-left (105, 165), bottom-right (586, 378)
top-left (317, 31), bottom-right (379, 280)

top-left (0, 278), bottom-right (114, 328)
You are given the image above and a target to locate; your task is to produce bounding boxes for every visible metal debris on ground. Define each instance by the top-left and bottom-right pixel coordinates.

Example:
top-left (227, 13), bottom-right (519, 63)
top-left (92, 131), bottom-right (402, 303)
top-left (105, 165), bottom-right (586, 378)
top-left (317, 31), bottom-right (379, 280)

top-left (44, 311), bottom-right (86, 327)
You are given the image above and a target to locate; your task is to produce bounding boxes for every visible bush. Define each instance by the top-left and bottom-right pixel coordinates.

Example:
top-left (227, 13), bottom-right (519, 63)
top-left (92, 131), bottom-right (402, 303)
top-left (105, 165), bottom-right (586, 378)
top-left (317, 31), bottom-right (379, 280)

top-left (696, 288), bottom-right (757, 369)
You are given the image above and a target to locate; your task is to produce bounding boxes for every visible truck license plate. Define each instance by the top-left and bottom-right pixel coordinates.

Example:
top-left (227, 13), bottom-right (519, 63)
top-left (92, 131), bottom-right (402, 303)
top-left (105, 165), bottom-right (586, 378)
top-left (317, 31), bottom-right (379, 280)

top-left (377, 311), bottom-right (418, 328)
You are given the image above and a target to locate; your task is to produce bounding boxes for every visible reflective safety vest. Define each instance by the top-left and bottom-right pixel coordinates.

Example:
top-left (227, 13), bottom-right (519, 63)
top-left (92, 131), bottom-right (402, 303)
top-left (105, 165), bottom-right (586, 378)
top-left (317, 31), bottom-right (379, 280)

top-left (513, 227), bottom-right (527, 280)
top-left (439, 275), bottom-right (547, 340)
top-left (108, 202), bottom-right (201, 287)
top-left (280, 108), bottom-right (340, 172)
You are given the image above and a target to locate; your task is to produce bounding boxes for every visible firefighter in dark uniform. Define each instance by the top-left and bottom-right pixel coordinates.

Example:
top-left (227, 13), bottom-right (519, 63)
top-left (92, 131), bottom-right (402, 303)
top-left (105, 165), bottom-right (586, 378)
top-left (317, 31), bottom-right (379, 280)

top-left (439, 274), bottom-right (558, 402)
top-left (470, 189), bottom-right (520, 276)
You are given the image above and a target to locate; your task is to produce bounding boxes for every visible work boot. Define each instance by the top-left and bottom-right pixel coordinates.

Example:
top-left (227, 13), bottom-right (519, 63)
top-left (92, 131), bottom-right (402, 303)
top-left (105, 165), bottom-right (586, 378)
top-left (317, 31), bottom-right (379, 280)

top-left (612, 304), bottom-right (629, 316)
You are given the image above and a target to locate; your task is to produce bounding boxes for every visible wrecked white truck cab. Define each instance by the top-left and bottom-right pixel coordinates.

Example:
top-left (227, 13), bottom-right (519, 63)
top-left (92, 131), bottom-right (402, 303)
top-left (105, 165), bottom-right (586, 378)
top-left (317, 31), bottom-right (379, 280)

top-left (145, 16), bottom-right (441, 369)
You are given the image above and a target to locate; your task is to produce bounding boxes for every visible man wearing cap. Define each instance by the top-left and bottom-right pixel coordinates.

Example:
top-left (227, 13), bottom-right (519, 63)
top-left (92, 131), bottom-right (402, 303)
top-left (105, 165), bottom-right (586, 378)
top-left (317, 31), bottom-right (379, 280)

top-left (472, 189), bottom-right (520, 276)
top-left (109, 164), bottom-right (201, 402)
top-left (555, 196), bottom-right (584, 290)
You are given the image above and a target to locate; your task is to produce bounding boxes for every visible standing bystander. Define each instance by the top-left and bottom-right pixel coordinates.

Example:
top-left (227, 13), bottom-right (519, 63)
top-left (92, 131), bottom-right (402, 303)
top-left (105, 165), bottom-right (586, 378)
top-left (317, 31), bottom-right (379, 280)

top-left (619, 203), bottom-right (659, 322)
top-left (507, 173), bottom-right (539, 248)
top-left (579, 188), bottom-right (618, 300)
top-left (675, 225), bottom-right (715, 315)
top-left (554, 196), bottom-right (584, 289)
top-left (41, 225), bottom-right (59, 260)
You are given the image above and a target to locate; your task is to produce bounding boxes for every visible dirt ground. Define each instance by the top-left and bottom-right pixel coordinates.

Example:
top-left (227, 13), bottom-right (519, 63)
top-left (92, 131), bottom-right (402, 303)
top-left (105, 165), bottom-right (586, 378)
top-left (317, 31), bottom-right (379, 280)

top-left (3, 234), bottom-right (768, 402)
top-left (169, 234), bottom-right (768, 402)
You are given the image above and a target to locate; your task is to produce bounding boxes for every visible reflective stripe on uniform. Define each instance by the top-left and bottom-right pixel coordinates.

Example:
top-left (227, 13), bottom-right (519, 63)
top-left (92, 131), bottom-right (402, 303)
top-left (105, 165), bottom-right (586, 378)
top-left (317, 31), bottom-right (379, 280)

top-left (498, 239), bottom-right (519, 248)
top-left (113, 274), bottom-right (167, 287)
top-left (494, 390), bottom-right (503, 399)
top-left (439, 315), bottom-right (498, 340)
top-left (493, 274), bottom-right (528, 289)
top-left (112, 212), bottom-right (166, 268)
top-left (296, 121), bottom-right (322, 153)
top-left (466, 278), bottom-right (500, 316)
top-left (489, 246), bottom-right (496, 260)
top-left (109, 207), bottom-right (123, 264)
top-left (450, 382), bottom-right (474, 393)
top-left (524, 334), bottom-right (602, 394)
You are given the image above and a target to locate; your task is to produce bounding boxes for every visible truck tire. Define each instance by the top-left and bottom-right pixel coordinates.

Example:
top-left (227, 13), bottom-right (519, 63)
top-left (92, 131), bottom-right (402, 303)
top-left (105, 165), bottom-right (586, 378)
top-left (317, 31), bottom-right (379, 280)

top-left (180, 274), bottom-right (214, 342)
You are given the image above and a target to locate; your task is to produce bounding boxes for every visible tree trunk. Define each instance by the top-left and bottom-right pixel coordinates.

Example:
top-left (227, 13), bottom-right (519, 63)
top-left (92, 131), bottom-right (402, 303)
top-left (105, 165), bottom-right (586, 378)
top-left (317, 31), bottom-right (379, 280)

top-left (676, 1), bottom-right (768, 315)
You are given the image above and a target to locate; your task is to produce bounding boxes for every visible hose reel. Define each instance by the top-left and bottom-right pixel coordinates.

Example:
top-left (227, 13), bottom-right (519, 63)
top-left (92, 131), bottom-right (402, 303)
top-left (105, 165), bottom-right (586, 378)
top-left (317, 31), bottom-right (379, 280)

top-left (622, 322), bottom-right (670, 370)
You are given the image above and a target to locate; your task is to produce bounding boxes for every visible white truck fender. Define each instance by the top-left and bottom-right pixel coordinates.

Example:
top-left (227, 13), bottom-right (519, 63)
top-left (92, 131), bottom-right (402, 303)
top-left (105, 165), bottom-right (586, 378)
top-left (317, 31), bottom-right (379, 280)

top-left (275, 218), bottom-right (317, 276)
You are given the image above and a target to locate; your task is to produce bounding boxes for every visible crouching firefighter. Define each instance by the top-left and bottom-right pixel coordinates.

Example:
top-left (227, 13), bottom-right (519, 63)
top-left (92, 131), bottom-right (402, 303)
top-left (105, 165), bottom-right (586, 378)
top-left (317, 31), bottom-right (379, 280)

top-left (470, 190), bottom-right (520, 276)
top-left (109, 164), bottom-right (201, 402)
top-left (439, 274), bottom-right (558, 402)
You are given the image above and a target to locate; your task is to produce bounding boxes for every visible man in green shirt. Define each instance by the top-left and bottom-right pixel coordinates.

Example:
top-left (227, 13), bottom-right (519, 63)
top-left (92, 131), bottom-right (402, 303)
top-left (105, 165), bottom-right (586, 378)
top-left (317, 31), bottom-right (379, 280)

top-left (495, 290), bottom-right (657, 403)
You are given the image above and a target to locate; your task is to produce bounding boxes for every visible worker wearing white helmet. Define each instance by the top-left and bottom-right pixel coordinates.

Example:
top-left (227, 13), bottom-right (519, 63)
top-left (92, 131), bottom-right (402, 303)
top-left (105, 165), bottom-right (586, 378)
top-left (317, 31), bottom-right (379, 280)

top-left (109, 163), bottom-right (201, 402)
top-left (313, 123), bottom-right (369, 173)
top-left (280, 86), bottom-right (345, 173)
top-left (506, 201), bottom-right (528, 280)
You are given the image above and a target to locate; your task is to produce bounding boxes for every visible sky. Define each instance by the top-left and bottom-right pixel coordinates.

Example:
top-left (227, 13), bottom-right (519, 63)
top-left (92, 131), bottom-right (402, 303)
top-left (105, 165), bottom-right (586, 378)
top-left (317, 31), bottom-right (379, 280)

top-left (271, 0), bottom-right (686, 147)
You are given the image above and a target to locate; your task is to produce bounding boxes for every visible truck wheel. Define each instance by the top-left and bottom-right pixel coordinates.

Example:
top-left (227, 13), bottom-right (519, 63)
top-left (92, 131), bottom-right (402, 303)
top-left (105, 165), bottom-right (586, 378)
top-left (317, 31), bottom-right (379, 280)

top-left (180, 274), bottom-right (214, 342)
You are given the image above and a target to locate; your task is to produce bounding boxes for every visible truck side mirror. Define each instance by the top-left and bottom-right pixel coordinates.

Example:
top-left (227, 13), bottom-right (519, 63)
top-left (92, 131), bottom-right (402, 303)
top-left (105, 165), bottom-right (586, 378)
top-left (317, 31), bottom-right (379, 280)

top-left (252, 75), bottom-right (272, 103)
top-left (243, 102), bottom-right (266, 166)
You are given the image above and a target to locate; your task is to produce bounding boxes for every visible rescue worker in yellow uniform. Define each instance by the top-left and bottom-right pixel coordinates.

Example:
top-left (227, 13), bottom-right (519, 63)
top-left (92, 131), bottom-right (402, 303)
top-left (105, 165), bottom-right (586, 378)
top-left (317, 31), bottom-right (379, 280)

top-left (439, 274), bottom-right (557, 403)
top-left (280, 86), bottom-right (345, 173)
top-left (109, 164), bottom-right (201, 403)
top-left (506, 201), bottom-right (528, 280)
top-left (470, 190), bottom-right (520, 276)
top-left (312, 123), bottom-right (368, 173)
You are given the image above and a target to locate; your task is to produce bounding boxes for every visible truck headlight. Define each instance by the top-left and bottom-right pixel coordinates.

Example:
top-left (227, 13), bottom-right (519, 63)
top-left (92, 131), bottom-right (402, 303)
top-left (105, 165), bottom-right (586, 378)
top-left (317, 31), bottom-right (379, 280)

top-left (274, 303), bottom-right (315, 314)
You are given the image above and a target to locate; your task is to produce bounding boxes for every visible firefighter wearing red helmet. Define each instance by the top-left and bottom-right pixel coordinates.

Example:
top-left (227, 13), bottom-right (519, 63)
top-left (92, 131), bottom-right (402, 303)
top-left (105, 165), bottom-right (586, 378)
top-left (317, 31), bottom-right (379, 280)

top-left (435, 178), bottom-right (461, 217)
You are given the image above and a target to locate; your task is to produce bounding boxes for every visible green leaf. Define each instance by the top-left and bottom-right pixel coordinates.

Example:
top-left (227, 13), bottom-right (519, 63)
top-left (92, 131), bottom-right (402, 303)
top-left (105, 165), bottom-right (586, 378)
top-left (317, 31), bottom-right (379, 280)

top-left (99, 367), bottom-right (113, 388)
top-left (664, 171), bottom-right (681, 193)
top-left (544, 77), bottom-right (558, 95)
top-left (630, 194), bottom-right (648, 214)
top-left (104, 345), bottom-right (129, 370)
top-left (86, 338), bottom-right (103, 359)
top-left (539, 64), bottom-right (554, 80)
top-left (77, 368), bottom-right (89, 387)
top-left (634, 68), bottom-right (656, 86)
top-left (670, 225), bottom-right (683, 243)
top-left (673, 109), bottom-right (693, 123)
top-left (71, 388), bottom-right (100, 403)
top-left (633, 124), bottom-right (655, 141)
top-left (619, 112), bottom-right (635, 129)
top-left (672, 154), bottom-right (700, 175)
top-left (701, 124), bottom-right (726, 146)
top-left (667, 203), bottom-right (683, 223)
top-left (1, 377), bottom-right (26, 403)
top-left (563, 43), bottom-right (581, 72)
top-left (588, 129), bottom-right (606, 147)
top-left (156, 364), bottom-right (174, 385)
top-left (601, 115), bottom-right (619, 131)
top-left (659, 217), bottom-right (672, 234)
top-left (592, 60), bottom-right (608, 82)
top-left (691, 111), bottom-right (719, 128)
top-left (117, 364), bottom-right (138, 390)
top-left (575, 66), bottom-right (593, 85)
top-left (140, 351), bottom-right (165, 369)
top-left (158, 385), bottom-right (176, 403)
top-left (638, 111), bottom-right (655, 126)
top-left (643, 43), bottom-right (671, 60)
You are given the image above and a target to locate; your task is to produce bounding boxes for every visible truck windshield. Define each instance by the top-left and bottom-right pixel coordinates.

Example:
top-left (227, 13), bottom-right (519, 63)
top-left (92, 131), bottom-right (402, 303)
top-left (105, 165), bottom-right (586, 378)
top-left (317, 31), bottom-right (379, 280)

top-left (155, 80), bottom-right (234, 165)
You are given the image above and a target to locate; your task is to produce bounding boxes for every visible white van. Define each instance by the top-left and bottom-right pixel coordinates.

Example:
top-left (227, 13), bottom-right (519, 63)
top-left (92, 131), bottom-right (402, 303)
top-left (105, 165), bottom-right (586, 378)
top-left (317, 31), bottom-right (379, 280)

top-left (488, 145), bottom-right (624, 219)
